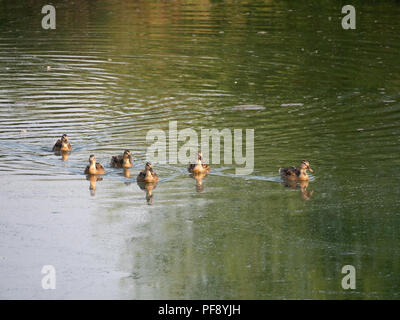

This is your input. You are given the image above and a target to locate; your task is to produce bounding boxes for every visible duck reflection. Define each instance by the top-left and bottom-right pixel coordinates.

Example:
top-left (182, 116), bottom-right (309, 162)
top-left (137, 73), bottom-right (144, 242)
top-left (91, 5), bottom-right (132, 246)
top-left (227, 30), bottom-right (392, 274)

top-left (190, 172), bottom-right (208, 193)
top-left (61, 150), bottom-right (69, 161)
top-left (86, 174), bottom-right (103, 196)
top-left (123, 168), bottom-right (131, 178)
top-left (137, 181), bottom-right (158, 205)
top-left (122, 169), bottom-right (133, 186)
top-left (53, 150), bottom-right (70, 161)
top-left (282, 179), bottom-right (314, 200)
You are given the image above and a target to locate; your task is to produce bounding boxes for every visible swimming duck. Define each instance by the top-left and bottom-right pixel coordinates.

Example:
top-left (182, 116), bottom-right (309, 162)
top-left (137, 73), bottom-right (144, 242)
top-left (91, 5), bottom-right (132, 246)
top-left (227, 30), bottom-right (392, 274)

top-left (84, 155), bottom-right (106, 175)
top-left (279, 160), bottom-right (313, 181)
top-left (188, 152), bottom-right (210, 174)
top-left (110, 150), bottom-right (133, 169)
top-left (52, 134), bottom-right (72, 152)
top-left (137, 162), bottom-right (159, 183)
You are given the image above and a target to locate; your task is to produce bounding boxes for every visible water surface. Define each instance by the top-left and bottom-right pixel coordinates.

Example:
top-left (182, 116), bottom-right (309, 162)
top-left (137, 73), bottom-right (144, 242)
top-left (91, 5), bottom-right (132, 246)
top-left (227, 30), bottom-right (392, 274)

top-left (1, 0), bottom-right (400, 299)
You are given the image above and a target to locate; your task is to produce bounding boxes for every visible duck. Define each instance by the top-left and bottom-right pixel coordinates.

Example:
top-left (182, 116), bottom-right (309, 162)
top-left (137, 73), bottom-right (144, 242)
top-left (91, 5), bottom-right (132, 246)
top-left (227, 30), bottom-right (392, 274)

top-left (84, 155), bottom-right (106, 175)
top-left (279, 160), bottom-right (313, 181)
top-left (110, 150), bottom-right (133, 169)
top-left (52, 134), bottom-right (72, 152)
top-left (137, 162), bottom-right (159, 183)
top-left (188, 152), bottom-right (210, 174)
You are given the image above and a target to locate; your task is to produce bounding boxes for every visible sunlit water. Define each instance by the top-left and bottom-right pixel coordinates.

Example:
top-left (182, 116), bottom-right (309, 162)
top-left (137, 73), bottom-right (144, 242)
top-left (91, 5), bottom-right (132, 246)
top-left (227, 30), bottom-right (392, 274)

top-left (1, 0), bottom-right (400, 299)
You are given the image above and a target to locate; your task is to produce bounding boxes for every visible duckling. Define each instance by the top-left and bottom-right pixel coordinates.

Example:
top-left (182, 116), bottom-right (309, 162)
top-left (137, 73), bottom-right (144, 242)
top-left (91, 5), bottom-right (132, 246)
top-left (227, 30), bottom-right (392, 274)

top-left (53, 134), bottom-right (72, 152)
top-left (110, 150), bottom-right (133, 169)
top-left (84, 155), bottom-right (106, 175)
top-left (188, 152), bottom-right (210, 174)
top-left (279, 160), bottom-right (313, 181)
top-left (137, 162), bottom-right (159, 183)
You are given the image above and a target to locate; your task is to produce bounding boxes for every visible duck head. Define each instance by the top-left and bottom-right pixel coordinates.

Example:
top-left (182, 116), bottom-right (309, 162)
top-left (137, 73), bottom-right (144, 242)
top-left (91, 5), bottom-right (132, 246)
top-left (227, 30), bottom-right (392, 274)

top-left (123, 150), bottom-right (131, 159)
top-left (145, 162), bottom-right (153, 172)
top-left (89, 154), bottom-right (96, 164)
top-left (300, 160), bottom-right (313, 173)
top-left (61, 139), bottom-right (69, 150)
top-left (123, 150), bottom-right (133, 164)
top-left (61, 134), bottom-right (69, 142)
top-left (196, 152), bottom-right (204, 164)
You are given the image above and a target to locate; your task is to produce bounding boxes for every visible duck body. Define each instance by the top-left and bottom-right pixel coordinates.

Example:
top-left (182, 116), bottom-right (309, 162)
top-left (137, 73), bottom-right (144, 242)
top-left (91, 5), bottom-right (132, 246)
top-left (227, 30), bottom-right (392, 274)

top-left (279, 160), bottom-right (313, 181)
top-left (84, 155), bottom-right (106, 175)
top-left (110, 150), bottom-right (133, 169)
top-left (137, 162), bottom-right (159, 183)
top-left (188, 163), bottom-right (210, 174)
top-left (53, 134), bottom-right (72, 152)
top-left (188, 152), bottom-right (210, 174)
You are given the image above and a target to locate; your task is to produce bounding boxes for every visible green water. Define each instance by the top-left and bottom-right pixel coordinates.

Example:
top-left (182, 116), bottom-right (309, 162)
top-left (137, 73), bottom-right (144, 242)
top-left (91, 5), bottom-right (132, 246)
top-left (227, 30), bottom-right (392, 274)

top-left (0, 0), bottom-right (400, 299)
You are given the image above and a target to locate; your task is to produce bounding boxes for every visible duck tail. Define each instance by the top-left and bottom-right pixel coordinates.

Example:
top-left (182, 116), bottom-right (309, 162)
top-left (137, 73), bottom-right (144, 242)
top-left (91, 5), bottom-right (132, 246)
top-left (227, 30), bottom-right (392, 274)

top-left (279, 168), bottom-right (282, 174)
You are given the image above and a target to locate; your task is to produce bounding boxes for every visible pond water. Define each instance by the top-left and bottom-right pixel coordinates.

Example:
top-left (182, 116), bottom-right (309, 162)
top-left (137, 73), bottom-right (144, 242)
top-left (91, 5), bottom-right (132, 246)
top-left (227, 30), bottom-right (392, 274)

top-left (0, 0), bottom-right (400, 299)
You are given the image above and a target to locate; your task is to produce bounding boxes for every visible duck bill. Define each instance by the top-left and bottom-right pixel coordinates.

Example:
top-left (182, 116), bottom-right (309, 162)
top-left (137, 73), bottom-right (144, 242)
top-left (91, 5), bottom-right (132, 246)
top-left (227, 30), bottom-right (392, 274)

top-left (308, 167), bottom-right (313, 173)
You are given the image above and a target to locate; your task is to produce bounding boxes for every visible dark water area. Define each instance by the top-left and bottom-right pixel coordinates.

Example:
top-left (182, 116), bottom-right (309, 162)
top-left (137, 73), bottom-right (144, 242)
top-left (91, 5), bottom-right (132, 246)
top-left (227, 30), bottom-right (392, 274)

top-left (0, 0), bottom-right (400, 299)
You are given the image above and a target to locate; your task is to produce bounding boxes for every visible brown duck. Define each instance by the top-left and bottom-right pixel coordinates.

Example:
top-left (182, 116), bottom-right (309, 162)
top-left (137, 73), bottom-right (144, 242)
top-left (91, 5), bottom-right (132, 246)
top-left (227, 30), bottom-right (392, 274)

top-left (53, 134), bottom-right (72, 152)
top-left (188, 152), bottom-right (210, 174)
top-left (137, 162), bottom-right (159, 183)
top-left (110, 150), bottom-right (133, 169)
top-left (279, 160), bottom-right (313, 181)
top-left (84, 155), bottom-right (106, 175)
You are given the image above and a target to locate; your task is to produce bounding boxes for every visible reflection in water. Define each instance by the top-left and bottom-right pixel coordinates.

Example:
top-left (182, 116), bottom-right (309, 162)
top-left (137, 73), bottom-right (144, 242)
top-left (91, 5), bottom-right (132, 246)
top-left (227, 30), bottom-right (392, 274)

top-left (53, 150), bottom-right (70, 161)
top-left (86, 174), bottom-right (103, 196)
top-left (137, 181), bottom-right (158, 205)
top-left (123, 168), bottom-right (131, 179)
top-left (282, 179), bottom-right (314, 201)
top-left (61, 150), bottom-right (69, 161)
top-left (0, 0), bottom-right (400, 299)
top-left (191, 172), bottom-right (208, 193)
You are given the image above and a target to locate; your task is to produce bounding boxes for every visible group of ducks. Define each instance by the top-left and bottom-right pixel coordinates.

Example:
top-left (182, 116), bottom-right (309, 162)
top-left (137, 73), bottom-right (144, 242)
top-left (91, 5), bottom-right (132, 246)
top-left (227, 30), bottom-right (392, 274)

top-left (52, 133), bottom-right (314, 200)
top-left (52, 134), bottom-right (211, 182)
